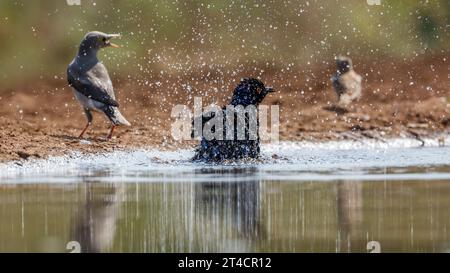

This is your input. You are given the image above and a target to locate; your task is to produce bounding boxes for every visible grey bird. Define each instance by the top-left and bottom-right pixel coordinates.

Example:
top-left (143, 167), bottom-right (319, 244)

top-left (331, 56), bottom-right (362, 107)
top-left (67, 31), bottom-right (130, 139)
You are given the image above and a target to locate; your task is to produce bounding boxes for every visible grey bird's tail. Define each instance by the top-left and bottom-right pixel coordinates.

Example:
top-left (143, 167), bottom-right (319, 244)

top-left (104, 106), bottom-right (131, 126)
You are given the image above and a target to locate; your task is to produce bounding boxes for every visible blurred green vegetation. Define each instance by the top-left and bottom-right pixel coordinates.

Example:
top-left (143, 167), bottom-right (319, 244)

top-left (0, 0), bottom-right (449, 88)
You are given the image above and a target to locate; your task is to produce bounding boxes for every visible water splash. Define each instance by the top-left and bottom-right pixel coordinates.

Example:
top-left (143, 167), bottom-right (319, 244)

top-left (0, 136), bottom-right (449, 183)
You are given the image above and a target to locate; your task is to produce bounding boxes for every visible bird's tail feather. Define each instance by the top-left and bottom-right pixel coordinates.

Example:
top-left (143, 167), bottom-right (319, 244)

top-left (104, 107), bottom-right (131, 126)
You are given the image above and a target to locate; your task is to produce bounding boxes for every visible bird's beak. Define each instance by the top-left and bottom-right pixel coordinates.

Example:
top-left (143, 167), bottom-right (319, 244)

top-left (107, 34), bottom-right (121, 48)
top-left (265, 87), bottom-right (275, 93)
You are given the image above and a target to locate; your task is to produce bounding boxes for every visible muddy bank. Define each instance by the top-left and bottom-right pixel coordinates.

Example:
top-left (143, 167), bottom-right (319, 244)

top-left (0, 57), bottom-right (449, 162)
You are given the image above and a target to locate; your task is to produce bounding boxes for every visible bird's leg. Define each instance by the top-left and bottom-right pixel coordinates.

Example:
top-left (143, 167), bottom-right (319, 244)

top-left (79, 109), bottom-right (93, 139)
top-left (79, 122), bottom-right (91, 138)
top-left (107, 125), bottom-right (116, 140)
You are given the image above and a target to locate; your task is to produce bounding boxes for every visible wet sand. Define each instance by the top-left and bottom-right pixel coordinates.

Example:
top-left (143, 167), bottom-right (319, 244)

top-left (0, 57), bottom-right (449, 162)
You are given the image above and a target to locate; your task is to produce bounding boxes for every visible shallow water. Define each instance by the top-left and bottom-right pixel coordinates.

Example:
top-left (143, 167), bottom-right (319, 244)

top-left (0, 137), bottom-right (449, 252)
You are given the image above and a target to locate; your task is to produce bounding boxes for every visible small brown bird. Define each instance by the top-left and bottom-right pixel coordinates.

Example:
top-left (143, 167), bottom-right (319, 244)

top-left (331, 56), bottom-right (362, 107)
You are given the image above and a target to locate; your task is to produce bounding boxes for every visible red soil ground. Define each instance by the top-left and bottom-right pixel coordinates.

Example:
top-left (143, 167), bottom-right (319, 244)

top-left (0, 56), bottom-right (448, 162)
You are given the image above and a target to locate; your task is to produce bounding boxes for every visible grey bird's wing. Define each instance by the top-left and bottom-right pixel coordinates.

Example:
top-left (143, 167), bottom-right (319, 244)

top-left (67, 64), bottom-right (119, 107)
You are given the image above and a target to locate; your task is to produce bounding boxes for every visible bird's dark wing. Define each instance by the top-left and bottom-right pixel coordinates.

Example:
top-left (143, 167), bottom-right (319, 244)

top-left (191, 111), bottom-right (217, 138)
top-left (67, 68), bottom-right (119, 107)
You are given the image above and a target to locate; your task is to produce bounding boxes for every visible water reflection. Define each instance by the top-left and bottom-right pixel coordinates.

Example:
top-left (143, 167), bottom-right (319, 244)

top-left (1, 172), bottom-right (450, 252)
top-left (194, 168), bottom-right (262, 252)
top-left (71, 183), bottom-right (124, 253)
top-left (336, 181), bottom-right (363, 253)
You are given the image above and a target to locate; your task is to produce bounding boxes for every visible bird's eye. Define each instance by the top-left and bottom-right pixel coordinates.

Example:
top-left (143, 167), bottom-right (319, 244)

top-left (102, 37), bottom-right (107, 42)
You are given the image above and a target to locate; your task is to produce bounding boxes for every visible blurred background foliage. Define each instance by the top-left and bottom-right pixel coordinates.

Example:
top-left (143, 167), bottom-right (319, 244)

top-left (0, 0), bottom-right (449, 88)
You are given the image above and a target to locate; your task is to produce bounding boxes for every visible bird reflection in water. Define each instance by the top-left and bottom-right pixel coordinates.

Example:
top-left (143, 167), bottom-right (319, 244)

top-left (71, 182), bottom-right (124, 253)
top-left (66, 171), bottom-right (363, 253)
top-left (194, 167), bottom-right (263, 252)
top-left (336, 180), bottom-right (363, 252)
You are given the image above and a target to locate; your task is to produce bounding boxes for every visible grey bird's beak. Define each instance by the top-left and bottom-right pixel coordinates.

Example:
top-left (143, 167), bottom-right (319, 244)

top-left (106, 34), bottom-right (121, 48)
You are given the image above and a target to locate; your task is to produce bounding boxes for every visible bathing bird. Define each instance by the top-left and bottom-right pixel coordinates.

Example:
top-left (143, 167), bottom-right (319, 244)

top-left (67, 31), bottom-right (130, 139)
top-left (192, 78), bottom-right (275, 162)
top-left (331, 56), bottom-right (362, 107)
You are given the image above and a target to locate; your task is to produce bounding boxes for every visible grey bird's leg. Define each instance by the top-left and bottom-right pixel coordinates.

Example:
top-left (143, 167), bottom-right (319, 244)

top-left (79, 109), bottom-right (93, 138)
top-left (107, 125), bottom-right (116, 140)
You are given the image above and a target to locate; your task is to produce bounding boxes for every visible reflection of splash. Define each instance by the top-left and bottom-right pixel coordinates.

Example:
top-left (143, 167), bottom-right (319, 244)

top-left (336, 181), bottom-right (363, 252)
top-left (194, 168), bottom-right (262, 251)
top-left (71, 183), bottom-right (124, 253)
